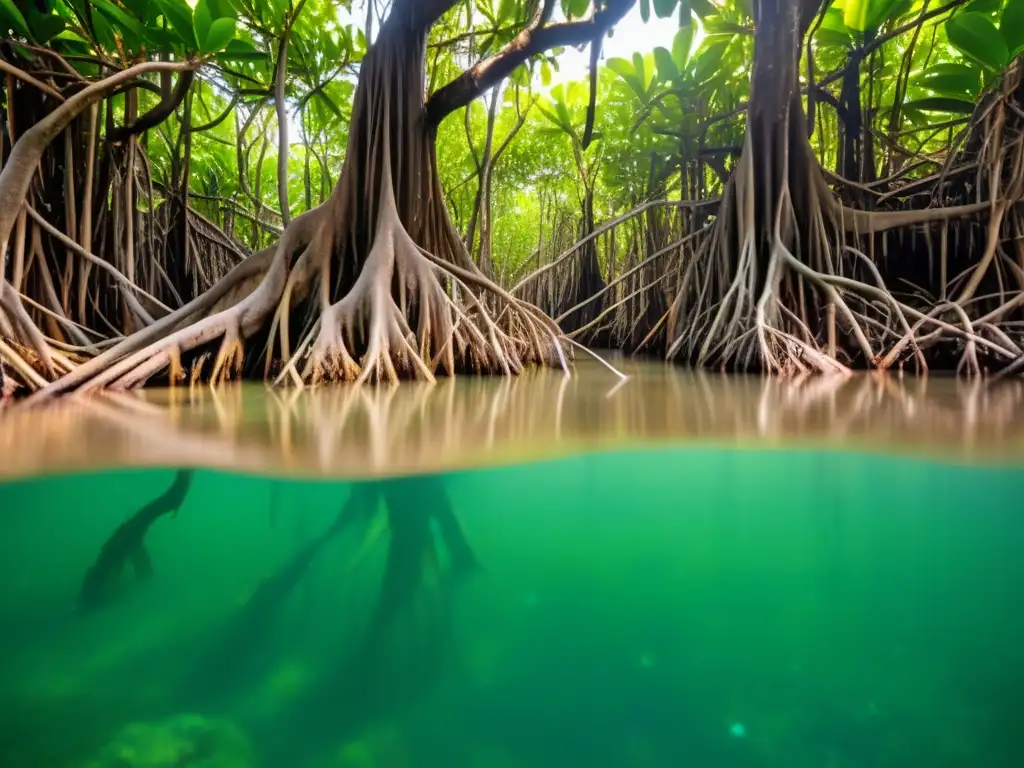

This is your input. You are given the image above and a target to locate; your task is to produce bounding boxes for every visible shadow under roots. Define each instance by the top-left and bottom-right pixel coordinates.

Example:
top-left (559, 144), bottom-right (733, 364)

top-left (123, 476), bottom-right (482, 762)
top-left (252, 476), bottom-right (478, 763)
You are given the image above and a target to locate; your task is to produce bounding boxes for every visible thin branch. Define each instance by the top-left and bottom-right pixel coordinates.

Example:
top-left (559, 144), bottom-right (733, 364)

top-left (107, 71), bottom-right (195, 143)
top-left (426, 0), bottom-right (633, 127)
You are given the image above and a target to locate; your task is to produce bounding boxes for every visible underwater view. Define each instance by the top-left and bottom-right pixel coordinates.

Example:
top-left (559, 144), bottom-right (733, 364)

top-left (7, 0), bottom-right (1024, 763)
top-left (2, 363), bottom-right (1024, 768)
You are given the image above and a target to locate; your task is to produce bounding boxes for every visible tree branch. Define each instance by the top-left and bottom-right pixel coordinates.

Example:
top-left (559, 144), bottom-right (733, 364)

top-left (107, 70), bottom-right (195, 144)
top-left (275, 0), bottom-right (310, 228)
top-left (425, 0), bottom-right (635, 128)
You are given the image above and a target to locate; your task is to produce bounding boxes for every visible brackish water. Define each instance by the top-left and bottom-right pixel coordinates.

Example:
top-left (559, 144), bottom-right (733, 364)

top-left (1, 361), bottom-right (1023, 767)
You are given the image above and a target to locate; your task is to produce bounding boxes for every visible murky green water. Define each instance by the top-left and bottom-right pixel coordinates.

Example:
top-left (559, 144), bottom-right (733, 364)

top-left (2, 368), bottom-right (1024, 767)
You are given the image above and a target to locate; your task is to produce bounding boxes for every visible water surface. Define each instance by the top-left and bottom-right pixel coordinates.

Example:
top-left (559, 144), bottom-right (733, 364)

top-left (3, 360), bottom-right (1024, 478)
top-left (1, 363), bottom-right (1022, 767)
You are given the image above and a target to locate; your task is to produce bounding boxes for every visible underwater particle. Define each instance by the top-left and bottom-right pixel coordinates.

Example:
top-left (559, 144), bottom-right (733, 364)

top-left (521, 592), bottom-right (538, 608)
top-left (639, 652), bottom-right (655, 669)
top-left (258, 659), bottom-right (311, 701)
top-left (729, 722), bottom-right (746, 739)
top-left (335, 741), bottom-right (374, 768)
top-left (465, 744), bottom-right (530, 768)
top-left (335, 724), bottom-right (409, 768)
top-left (84, 713), bottom-right (254, 767)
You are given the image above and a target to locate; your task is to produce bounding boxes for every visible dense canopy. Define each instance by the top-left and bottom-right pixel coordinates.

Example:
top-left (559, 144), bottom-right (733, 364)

top-left (2, 0), bottom-right (1024, 398)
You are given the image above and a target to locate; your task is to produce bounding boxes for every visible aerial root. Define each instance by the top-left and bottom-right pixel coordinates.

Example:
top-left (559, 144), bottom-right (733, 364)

top-left (24, 210), bottom-right (325, 397)
top-left (748, 241), bottom-right (1022, 376)
top-left (293, 212), bottom-right (545, 387)
top-left (25, 240), bottom-right (286, 401)
top-left (0, 281), bottom-right (58, 391)
top-left (0, 336), bottom-right (48, 391)
top-left (84, 286), bottom-right (272, 391)
top-left (666, 160), bottom-right (1024, 377)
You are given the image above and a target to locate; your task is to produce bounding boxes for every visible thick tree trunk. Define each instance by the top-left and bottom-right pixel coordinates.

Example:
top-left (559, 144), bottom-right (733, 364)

top-left (745, 0), bottom-right (818, 277)
top-left (318, 18), bottom-right (472, 298)
top-left (555, 186), bottom-right (607, 338)
top-left (667, 0), bottom-right (855, 372)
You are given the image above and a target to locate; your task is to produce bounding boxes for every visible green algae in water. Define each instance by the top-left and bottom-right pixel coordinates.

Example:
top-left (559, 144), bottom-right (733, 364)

top-left (1, 449), bottom-right (1023, 768)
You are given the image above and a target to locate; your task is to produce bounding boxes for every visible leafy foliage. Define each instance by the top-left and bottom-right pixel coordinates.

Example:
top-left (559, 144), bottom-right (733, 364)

top-left (3, 0), bottom-right (1024, 285)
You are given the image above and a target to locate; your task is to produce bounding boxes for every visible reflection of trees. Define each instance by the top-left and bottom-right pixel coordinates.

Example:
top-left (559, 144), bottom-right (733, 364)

top-left (192, 477), bottom-right (477, 696)
top-left (2, 365), bottom-right (1023, 478)
top-left (72, 465), bottom-right (479, 724)
top-left (79, 469), bottom-right (194, 612)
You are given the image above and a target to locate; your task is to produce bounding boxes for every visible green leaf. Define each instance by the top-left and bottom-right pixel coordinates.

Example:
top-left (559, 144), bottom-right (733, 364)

top-left (607, 57), bottom-right (647, 101)
top-left (640, 0), bottom-right (651, 23)
top-left (652, 0), bottom-right (677, 18)
top-left (1002, 0), bottom-right (1024, 57)
top-left (314, 90), bottom-right (345, 121)
top-left (904, 96), bottom-right (977, 114)
top-left (497, 0), bottom-right (517, 24)
top-left (92, 0), bottom-right (146, 41)
top-left (121, 0), bottom-right (160, 24)
top-left (844, 0), bottom-right (904, 33)
top-left (53, 29), bottom-right (92, 47)
top-left (194, 0), bottom-right (214, 47)
top-left (540, 59), bottom-right (552, 86)
top-left (145, 26), bottom-right (182, 49)
top-left (156, 0), bottom-right (197, 48)
top-left (537, 103), bottom-right (567, 134)
top-left (693, 40), bottom-right (730, 85)
top-left (268, 0), bottom-right (289, 23)
top-left (671, 24), bottom-right (694, 70)
top-left (510, 65), bottom-right (529, 88)
top-left (633, 51), bottom-right (649, 89)
top-left (946, 12), bottom-right (1010, 72)
top-left (653, 46), bottom-right (678, 82)
top-left (200, 17), bottom-right (236, 53)
top-left (209, 0), bottom-right (236, 19)
top-left (26, 8), bottom-right (66, 42)
top-left (477, 0), bottom-right (496, 26)
top-left (816, 28), bottom-right (854, 47)
top-left (562, 0), bottom-right (589, 19)
top-left (555, 101), bottom-right (572, 130)
top-left (217, 37), bottom-right (266, 62)
top-left (911, 62), bottom-right (981, 98)
top-left (606, 56), bottom-right (635, 78)
top-left (0, 0), bottom-right (31, 40)
top-left (964, 0), bottom-right (1001, 14)
top-left (702, 19), bottom-right (751, 35)
top-left (902, 106), bottom-right (929, 128)
top-left (820, 5), bottom-right (847, 30)
top-left (689, 0), bottom-right (716, 17)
